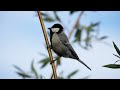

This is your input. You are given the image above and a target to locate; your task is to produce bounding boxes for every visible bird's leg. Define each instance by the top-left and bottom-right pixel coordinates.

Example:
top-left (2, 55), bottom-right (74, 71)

top-left (50, 56), bottom-right (60, 64)
top-left (47, 45), bottom-right (52, 49)
top-left (50, 59), bottom-right (57, 64)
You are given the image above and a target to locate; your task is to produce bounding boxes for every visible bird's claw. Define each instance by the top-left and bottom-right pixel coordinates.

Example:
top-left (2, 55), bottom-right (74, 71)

top-left (50, 60), bottom-right (57, 64)
top-left (47, 45), bottom-right (52, 49)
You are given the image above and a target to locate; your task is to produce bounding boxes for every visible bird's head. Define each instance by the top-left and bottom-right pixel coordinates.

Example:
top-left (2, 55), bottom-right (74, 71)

top-left (48, 24), bottom-right (64, 33)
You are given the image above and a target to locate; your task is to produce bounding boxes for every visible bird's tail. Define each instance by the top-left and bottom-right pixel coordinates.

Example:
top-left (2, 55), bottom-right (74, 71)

top-left (77, 59), bottom-right (91, 71)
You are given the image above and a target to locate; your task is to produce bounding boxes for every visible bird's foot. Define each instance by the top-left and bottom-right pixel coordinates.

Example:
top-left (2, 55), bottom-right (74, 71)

top-left (47, 45), bottom-right (52, 49)
top-left (50, 60), bottom-right (57, 64)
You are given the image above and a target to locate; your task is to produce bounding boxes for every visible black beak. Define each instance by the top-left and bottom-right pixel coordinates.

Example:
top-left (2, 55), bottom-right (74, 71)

top-left (48, 28), bottom-right (51, 30)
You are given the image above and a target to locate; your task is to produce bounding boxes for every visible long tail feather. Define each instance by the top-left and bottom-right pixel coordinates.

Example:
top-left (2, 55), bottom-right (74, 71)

top-left (78, 59), bottom-right (91, 71)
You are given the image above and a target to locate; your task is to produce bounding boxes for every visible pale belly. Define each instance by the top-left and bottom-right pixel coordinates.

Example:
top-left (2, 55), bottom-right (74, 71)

top-left (51, 33), bottom-right (69, 57)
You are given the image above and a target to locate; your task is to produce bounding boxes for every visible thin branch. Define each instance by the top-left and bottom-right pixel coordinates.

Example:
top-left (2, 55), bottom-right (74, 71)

top-left (68, 11), bottom-right (84, 39)
top-left (113, 54), bottom-right (120, 59)
top-left (50, 56), bottom-right (60, 79)
top-left (37, 11), bottom-right (58, 79)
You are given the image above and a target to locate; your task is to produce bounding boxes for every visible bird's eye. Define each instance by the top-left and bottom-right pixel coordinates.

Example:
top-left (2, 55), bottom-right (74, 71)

top-left (51, 28), bottom-right (59, 32)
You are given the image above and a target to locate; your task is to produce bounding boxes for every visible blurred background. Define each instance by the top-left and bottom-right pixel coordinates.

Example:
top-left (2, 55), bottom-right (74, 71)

top-left (0, 11), bottom-right (120, 79)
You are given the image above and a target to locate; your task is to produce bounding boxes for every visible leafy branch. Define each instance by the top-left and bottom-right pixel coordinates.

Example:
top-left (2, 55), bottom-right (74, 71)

top-left (103, 42), bottom-right (120, 69)
top-left (68, 11), bottom-right (84, 39)
top-left (14, 60), bottom-right (43, 79)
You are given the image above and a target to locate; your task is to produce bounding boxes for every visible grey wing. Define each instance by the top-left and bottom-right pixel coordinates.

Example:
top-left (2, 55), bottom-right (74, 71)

top-left (58, 32), bottom-right (79, 59)
top-left (58, 32), bottom-right (91, 70)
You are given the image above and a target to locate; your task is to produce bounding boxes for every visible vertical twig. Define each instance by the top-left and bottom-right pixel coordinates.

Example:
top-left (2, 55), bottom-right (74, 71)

top-left (37, 11), bottom-right (58, 79)
top-left (50, 56), bottom-right (60, 79)
top-left (68, 11), bottom-right (84, 39)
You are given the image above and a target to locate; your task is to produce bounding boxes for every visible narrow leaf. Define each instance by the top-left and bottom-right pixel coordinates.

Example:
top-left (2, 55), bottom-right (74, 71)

top-left (113, 42), bottom-right (120, 56)
top-left (39, 57), bottom-right (50, 68)
top-left (43, 17), bottom-right (55, 22)
top-left (13, 65), bottom-right (25, 73)
top-left (53, 11), bottom-right (61, 22)
top-left (87, 22), bottom-right (100, 32)
top-left (91, 22), bottom-right (100, 27)
top-left (41, 12), bottom-right (49, 17)
top-left (31, 60), bottom-right (39, 79)
top-left (74, 28), bottom-right (82, 42)
top-left (99, 36), bottom-right (108, 40)
top-left (103, 64), bottom-right (120, 69)
top-left (16, 72), bottom-right (31, 78)
top-left (87, 25), bottom-right (94, 32)
top-left (113, 54), bottom-right (120, 59)
top-left (67, 70), bottom-right (79, 79)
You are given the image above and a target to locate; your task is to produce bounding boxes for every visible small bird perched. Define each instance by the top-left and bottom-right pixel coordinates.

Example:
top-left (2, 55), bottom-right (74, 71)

top-left (48, 24), bottom-right (91, 70)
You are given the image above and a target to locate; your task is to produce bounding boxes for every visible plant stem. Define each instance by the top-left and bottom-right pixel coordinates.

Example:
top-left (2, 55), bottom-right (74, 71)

top-left (37, 11), bottom-right (58, 79)
top-left (68, 11), bottom-right (84, 39)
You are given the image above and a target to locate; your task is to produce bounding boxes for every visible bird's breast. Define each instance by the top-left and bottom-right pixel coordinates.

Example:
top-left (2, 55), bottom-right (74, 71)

top-left (52, 33), bottom-right (61, 45)
top-left (52, 33), bottom-right (63, 50)
top-left (51, 33), bottom-right (68, 56)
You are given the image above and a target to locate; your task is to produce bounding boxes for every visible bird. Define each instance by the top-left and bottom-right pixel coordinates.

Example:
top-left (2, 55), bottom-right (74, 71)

top-left (48, 23), bottom-right (91, 70)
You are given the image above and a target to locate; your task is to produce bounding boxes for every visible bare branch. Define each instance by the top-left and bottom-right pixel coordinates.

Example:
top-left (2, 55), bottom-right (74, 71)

top-left (37, 11), bottom-right (58, 79)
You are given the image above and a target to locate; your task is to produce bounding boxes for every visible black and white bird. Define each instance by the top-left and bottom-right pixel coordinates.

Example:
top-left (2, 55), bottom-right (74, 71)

top-left (48, 24), bottom-right (91, 70)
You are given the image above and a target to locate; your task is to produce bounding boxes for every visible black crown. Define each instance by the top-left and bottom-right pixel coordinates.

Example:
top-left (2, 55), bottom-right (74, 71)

top-left (51, 24), bottom-right (64, 29)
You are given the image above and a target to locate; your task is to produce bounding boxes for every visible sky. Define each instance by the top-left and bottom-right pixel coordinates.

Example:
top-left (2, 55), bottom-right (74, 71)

top-left (0, 11), bottom-right (120, 79)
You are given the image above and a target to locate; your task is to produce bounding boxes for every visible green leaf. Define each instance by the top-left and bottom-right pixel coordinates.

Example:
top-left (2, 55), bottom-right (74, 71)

top-left (99, 36), bottom-right (108, 40)
top-left (16, 72), bottom-right (31, 78)
top-left (113, 42), bottom-right (120, 56)
top-left (14, 65), bottom-right (31, 78)
top-left (41, 12), bottom-right (49, 17)
top-left (86, 22), bottom-right (100, 32)
top-left (39, 57), bottom-right (50, 68)
top-left (67, 70), bottom-right (79, 79)
top-left (74, 28), bottom-right (82, 43)
top-left (31, 60), bottom-right (39, 79)
top-left (13, 65), bottom-right (25, 73)
top-left (91, 22), bottom-right (100, 27)
top-left (86, 26), bottom-right (94, 32)
top-left (53, 11), bottom-right (61, 22)
top-left (103, 64), bottom-right (120, 69)
top-left (43, 17), bottom-right (55, 22)
top-left (84, 22), bottom-right (100, 48)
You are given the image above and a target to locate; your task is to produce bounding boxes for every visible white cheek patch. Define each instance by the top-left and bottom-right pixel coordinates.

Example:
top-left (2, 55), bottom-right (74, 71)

top-left (51, 28), bottom-right (60, 32)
